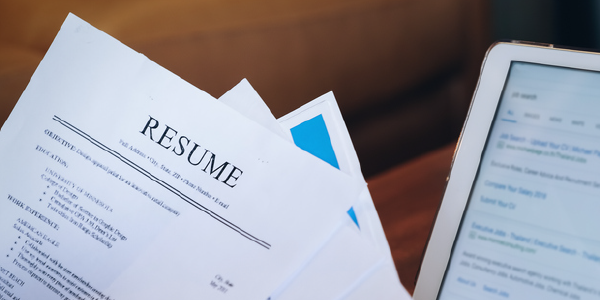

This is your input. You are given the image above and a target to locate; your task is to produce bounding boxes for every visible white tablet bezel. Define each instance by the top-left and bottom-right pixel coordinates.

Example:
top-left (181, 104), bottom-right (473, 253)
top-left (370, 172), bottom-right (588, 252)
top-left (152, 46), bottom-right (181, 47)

top-left (412, 41), bottom-right (600, 300)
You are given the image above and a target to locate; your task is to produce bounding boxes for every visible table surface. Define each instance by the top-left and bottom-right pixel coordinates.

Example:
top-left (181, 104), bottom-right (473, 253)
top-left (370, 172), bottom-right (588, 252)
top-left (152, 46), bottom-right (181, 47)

top-left (367, 142), bottom-right (456, 295)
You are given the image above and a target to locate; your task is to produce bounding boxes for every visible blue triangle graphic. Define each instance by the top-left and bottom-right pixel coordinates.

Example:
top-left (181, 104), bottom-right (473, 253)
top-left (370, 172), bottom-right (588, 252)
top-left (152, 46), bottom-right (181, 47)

top-left (347, 207), bottom-right (360, 229)
top-left (290, 114), bottom-right (339, 169)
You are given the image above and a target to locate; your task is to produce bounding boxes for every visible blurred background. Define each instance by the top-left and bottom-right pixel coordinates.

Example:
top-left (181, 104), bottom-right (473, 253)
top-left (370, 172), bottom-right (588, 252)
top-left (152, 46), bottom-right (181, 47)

top-left (491, 0), bottom-right (600, 49)
top-left (1, 0), bottom-right (599, 178)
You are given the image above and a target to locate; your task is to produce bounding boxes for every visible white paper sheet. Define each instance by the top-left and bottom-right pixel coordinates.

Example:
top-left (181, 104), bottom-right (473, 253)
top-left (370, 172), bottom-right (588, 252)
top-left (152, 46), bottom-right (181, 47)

top-left (0, 14), bottom-right (360, 300)
top-left (218, 82), bottom-right (410, 299)
top-left (218, 79), bottom-right (291, 142)
top-left (275, 93), bottom-right (408, 300)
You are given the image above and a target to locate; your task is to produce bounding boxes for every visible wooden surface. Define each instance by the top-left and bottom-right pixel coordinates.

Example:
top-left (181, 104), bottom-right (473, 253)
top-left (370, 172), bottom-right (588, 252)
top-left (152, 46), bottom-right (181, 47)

top-left (367, 142), bottom-right (456, 295)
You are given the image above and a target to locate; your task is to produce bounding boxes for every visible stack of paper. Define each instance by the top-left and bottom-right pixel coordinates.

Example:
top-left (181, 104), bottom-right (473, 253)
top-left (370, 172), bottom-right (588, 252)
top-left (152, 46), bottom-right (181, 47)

top-left (0, 14), bottom-right (412, 300)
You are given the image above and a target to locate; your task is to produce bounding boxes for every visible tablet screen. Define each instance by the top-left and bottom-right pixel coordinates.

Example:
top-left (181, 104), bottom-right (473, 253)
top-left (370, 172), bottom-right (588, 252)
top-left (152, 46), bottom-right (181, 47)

top-left (438, 61), bottom-right (600, 300)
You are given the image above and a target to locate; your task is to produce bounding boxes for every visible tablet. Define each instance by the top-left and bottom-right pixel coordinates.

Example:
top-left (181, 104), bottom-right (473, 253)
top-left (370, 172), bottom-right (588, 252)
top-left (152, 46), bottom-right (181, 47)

top-left (414, 41), bottom-right (600, 300)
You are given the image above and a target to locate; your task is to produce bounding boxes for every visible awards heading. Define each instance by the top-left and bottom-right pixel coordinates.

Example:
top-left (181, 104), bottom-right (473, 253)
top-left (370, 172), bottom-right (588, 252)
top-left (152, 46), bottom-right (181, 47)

top-left (140, 116), bottom-right (244, 188)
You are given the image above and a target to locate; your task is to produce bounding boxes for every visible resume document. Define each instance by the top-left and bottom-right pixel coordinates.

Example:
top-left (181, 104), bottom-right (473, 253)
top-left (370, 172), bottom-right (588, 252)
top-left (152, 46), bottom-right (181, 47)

top-left (0, 14), bottom-right (359, 300)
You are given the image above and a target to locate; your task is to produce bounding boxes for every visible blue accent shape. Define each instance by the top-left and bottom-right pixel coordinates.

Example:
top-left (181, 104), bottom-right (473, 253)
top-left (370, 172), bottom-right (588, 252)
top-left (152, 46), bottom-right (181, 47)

top-left (290, 114), bottom-right (339, 169)
top-left (501, 118), bottom-right (517, 123)
top-left (347, 207), bottom-right (360, 229)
